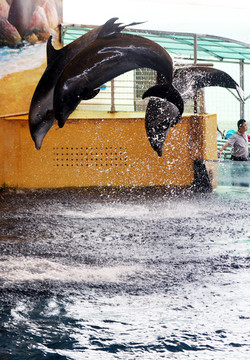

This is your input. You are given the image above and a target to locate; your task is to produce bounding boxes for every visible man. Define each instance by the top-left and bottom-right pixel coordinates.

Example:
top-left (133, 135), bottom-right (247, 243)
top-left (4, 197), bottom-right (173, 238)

top-left (218, 119), bottom-right (249, 161)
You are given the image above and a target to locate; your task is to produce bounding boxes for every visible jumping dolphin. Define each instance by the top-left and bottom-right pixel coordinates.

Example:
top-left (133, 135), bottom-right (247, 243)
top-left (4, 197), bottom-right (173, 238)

top-left (143, 66), bottom-right (244, 156)
top-left (29, 17), bottom-right (142, 149)
top-left (53, 32), bottom-right (183, 128)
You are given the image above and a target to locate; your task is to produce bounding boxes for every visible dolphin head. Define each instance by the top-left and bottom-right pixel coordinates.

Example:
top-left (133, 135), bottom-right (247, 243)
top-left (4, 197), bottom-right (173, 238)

top-left (29, 95), bottom-right (56, 150)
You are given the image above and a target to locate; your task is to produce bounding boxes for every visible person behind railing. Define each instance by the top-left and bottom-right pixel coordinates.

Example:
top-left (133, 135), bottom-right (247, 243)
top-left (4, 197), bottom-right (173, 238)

top-left (217, 119), bottom-right (249, 161)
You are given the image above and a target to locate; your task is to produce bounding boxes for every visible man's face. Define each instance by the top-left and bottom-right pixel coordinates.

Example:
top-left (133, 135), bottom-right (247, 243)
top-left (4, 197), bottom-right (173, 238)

top-left (240, 122), bottom-right (248, 132)
top-left (242, 122), bottom-right (248, 132)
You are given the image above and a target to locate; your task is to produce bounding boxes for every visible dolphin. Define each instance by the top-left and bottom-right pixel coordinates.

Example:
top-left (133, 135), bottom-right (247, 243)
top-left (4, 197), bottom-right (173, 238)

top-left (53, 32), bottom-right (184, 128)
top-left (142, 95), bottom-right (181, 157)
top-left (143, 66), bottom-right (244, 156)
top-left (29, 17), bottom-right (142, 149)
top-left (172, 66), bottom-right (244, 103)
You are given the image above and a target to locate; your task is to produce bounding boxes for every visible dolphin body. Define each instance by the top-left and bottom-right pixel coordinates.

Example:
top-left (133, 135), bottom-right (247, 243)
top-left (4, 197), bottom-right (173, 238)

top-left (143, 66), bottom-right (245, 156)
top-left (29, 17), bottom-right (142, 149)
top-left (53, 32), bottom-right (183, 128)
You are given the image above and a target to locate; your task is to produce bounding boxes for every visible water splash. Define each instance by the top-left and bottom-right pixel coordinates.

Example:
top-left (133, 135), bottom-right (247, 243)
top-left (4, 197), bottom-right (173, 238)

top-left (0, 257), bottom-right (139, 284)
top-left (0, 188), bottom-right (249, 359)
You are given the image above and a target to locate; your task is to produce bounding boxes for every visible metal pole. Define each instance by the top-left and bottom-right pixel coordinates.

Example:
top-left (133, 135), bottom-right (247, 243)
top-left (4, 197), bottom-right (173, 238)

top-left (240, 60), bottom-right (245, 119)
top-left (193, 34), bottom-right (198, 114)
top-left (194, 34), bottom-right (197, 65)
top-left (110, 79), bottom-right (115, 112)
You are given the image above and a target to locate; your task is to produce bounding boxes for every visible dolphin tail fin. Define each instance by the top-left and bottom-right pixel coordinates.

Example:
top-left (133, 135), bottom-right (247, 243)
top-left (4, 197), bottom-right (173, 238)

top-left (173, 66), bottom-right (245, 103)
top-left (143, 84), bottom-right (184, 115)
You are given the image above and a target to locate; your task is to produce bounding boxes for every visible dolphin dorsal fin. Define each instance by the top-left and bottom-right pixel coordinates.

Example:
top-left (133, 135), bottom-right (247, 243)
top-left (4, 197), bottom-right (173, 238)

top-left (97, 18), bottom-right (119, 39)
top-left (46, 36), bottom-right (59, 65)
top-left (97, 17), bottom-right (145, 39)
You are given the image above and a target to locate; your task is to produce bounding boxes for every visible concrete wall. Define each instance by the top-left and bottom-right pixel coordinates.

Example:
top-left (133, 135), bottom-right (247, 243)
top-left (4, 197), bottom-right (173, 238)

top-left (0, 112), bottom-right (217, 188)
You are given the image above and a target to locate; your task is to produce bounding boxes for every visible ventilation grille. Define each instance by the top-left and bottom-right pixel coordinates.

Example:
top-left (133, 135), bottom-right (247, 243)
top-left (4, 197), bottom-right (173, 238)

top-left (53, 146), bottom-right (129, 167)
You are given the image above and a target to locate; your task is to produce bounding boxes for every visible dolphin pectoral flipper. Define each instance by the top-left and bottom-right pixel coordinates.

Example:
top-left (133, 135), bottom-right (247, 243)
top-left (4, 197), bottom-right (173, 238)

top-left (81, 88), bottom-right (100, 100)
top-left (56, 88), bottom-right (101, 128)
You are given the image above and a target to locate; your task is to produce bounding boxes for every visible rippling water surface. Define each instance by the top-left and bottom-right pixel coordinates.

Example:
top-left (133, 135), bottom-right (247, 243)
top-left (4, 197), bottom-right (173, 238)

top-left (0, 186), bottom-right (249, 359)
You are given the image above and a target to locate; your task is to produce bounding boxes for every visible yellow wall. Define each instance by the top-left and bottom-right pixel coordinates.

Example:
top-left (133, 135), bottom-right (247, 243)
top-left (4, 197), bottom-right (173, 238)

top-left (0, 63), bottom-right (47, 117)
top-left (189, 114), bottom-right (217, 160)
top-left (0, 112), bottom-right (217, 188)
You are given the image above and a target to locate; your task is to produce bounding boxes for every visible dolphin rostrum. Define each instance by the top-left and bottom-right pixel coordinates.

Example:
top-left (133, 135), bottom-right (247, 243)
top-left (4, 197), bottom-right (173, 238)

top-left (29, 17), bottom-right (142, 149)
top-left (143, 66), bottom-right (244, 156)
top-left (53, 32), bottom-right (183, 128)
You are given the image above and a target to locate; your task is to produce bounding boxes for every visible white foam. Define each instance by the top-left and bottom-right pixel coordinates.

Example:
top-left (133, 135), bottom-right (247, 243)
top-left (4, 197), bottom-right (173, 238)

top-left (62, 204), bottom-right (150, 220)
top-left (61, 201), bottom-right (205, 220)
top-left (0, 257), bottom-right (139, 284)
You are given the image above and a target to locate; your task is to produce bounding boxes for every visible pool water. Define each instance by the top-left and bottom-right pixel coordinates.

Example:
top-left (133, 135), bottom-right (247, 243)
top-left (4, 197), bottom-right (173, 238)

top-left (217, 161), bottom-right (250, 187)
top-left (0, 186), bottom-right (249, 359)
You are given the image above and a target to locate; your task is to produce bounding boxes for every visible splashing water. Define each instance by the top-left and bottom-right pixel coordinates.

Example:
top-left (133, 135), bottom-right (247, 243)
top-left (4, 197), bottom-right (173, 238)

top-left (0, 187), bottom-right (249, 359)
